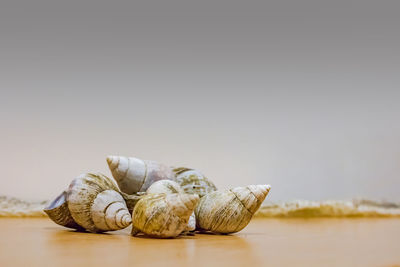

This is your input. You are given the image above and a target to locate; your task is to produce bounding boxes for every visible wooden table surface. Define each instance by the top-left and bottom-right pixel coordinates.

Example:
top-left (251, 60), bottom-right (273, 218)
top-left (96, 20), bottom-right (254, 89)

top-left (0, 218), bottom-right (399, 267)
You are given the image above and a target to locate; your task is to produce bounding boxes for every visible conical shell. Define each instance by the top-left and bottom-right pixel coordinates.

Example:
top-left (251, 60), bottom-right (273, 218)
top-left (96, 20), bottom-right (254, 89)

top-left (173, 167), bottom-right (217, 198)
top-left (43, 191), bottom-right (83, 231)
top-left (146, 180), bottom-right (196, 232)
top-left (131, 193), bottom-right (199, 238)
top-left (107, 156), bottom-right (175, 194)
top-left (195, 185), bottom-right (271, 234)
top-left (90, 190), bottom-right (132, 231)
top-left (67, 173), bottom-right (132, 232)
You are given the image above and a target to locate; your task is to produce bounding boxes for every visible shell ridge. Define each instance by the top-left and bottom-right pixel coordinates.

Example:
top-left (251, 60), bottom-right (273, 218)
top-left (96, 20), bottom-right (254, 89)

top-left (86, 198), bottom-right (97, 230)
top-left (121, 157), bottom-right (130, 180)
top-left (87, 173), bottom-right (118, 191)
top-left (141, 196), bottom-right (165, 232)
top-left (90, 192), bottom-right (114, 231)
top-left (82, 178), bottom-right (103, 193)
top-left (115, 209), bottom-right (129, 227)
top-left (209, 196), bottom-right (237, 231)
top-left (173, 167), bottom-right (192, 175)
top-left (229, 189), bottom-right (254, 215)
top-left (68, 184), bottom-right (99, 231)
top-left (247, 187), bottom-right (261, 207)
top-left (102, 202), bottom-right (124, 230)
top-left (100, 174), bottom-right (117, 190)
top-left (137, 159), bottom-right (148, 192)
top-left (86, 187), bottom-right (111, 230)
top-left (109, 207), bottom-right (126, 229)
top-left (155, 205), bottom-right (173, 236)
top-left (233, 206), bottom-right (251, 232)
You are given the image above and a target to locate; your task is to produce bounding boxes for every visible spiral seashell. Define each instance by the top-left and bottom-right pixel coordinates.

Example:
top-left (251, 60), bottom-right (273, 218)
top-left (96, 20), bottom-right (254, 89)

top-left (67, 173), bottom-right (133, 232)
top-left (107, 156), bottom-right (175, 194)
top-left (195, 185), bottom-right (271, 234)
top-left (146, 180), bottom-right (196, 232)
top-left (173, 167), bottom-right (217, 198)
top-left (131, 193), bottom-right (199, 238)
top-left (43, 191), bottom-right (83, 231)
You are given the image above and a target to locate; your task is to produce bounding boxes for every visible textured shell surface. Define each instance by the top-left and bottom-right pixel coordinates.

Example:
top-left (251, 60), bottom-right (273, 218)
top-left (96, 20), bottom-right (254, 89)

top-left (146, 180), bottom-right (196, 232)
top-left (173, 167), bottom-right (217, 198)
top-left (67, 173), bottom-right (132, 232)
top-left (90, 190), bottom-right (132, 231)
top-left (146, 180), bottom-right (183, 194)
top-left (107, 156), bottom-right (175, 194)
top-left (43, 191), bottom-right (83, 230)
top-left (131, 193), bottom-right (199, 238)
top-left (195, 185), bottom-right (271, 234)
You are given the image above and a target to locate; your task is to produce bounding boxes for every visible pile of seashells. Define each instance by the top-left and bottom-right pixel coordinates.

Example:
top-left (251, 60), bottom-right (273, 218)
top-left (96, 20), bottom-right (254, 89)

top-left (44, 156), bottom-right (271, 238)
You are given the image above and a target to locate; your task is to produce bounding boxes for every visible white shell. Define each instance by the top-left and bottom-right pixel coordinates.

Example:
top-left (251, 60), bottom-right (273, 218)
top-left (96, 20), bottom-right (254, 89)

top-left (107, 156), bottom-right (175, 194)
top-left (146, 180), bottom-right (196, 232)
top-left (67, 173), bottom-right (132, 232)
top-left (131, 193), bottom-right (199, 238)
top-left (90, 190), bottom-right (132, 231)
top-left (195, 185), bottom-right (271, 234)
top-left (173, 167), bottom-right (217, 198)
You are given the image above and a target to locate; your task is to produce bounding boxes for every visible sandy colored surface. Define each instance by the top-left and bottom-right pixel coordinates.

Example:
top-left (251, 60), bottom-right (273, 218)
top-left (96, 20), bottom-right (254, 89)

top-left (0, 218), bottom-right (399, 267)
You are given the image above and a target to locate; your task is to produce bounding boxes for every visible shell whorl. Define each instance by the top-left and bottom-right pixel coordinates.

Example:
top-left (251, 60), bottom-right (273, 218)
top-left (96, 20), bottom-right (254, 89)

top-left (230, 184), bottom-right (271, 214)
top-left (90, 190), bottom-right (132, 231)
top-left (67, 173), bottom-right (131, 232)
top-left (173, 167), bottom-right (217, 198)
top-left (131, 193), bottom-right (199, 238)
top-left (195, 185), bottom-right (271, 234)
top-left (107, 156), bottom-right (175, 194)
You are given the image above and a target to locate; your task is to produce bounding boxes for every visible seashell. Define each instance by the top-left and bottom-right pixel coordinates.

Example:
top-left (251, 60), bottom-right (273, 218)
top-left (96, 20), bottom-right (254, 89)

top-left (67, 173), bottom-right (133, 233)
top-left (195, 185), bottom-right (271, 234)
top-left (107, 156), bottom-right (175, 194)
top-left (131, 193), bottom-right (199, 238)
top-left (43, 191), bottom-right (84, 231)
top-left (173, 167), bottom-right (217, 198)
top-left (146, 180), bottom-right (196, 232)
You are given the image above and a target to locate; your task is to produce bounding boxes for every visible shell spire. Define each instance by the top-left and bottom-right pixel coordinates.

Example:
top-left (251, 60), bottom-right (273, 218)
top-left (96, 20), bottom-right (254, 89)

top-left (231, 184), bottom-right (271, 214)
top-left (195, 184), bottom-right (271, 234)
top-left (107, 156), bottom-right (175, 194)
top-left (90, 190), bottom-right (132, 230)
top-left (67, 173), bottom-right (133, 232)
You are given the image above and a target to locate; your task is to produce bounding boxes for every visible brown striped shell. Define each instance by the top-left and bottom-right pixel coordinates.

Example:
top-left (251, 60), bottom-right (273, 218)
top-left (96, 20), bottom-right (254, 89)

top-left (131, 193), bottom-right (199, 238)
top-left (195, 185), bottom-right (271, 234)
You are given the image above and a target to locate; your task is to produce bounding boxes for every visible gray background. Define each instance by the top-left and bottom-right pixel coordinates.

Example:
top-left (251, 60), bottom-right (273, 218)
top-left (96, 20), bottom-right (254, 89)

top-left (1, 0), bottom-right (399, 201)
